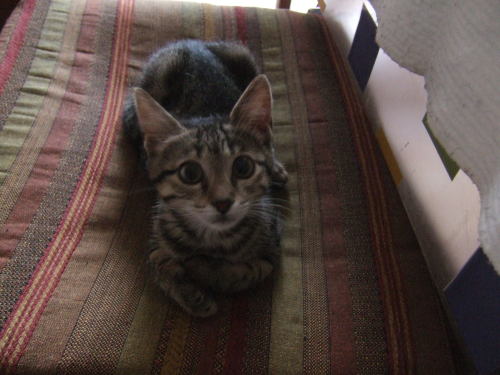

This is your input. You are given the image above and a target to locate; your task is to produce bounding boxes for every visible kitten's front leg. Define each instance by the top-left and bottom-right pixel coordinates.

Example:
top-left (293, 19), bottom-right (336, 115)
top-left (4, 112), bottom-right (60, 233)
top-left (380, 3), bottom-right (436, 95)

top-left (222, 258), bottom-right (273, 293)
top-left (185, 256), bottom-right (274, 294)
top-left (149, 249), bottom-right (217, 317)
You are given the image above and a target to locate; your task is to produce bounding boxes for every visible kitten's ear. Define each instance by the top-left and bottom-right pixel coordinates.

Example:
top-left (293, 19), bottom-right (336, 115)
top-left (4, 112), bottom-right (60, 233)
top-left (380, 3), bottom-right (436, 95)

top-left (230, 75), bottom-right (272, 145)
top-left (133, 88), bottom-right (186, 153)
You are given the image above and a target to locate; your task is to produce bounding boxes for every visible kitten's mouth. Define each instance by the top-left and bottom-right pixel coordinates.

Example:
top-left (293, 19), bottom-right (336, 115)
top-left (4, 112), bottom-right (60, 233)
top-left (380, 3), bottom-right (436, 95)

top-left (208, 212), bottom-right (245, 231)
top-left (213, 214), bottom-right (231, 223)
top-left (192, 204), bottom-right (248, 232)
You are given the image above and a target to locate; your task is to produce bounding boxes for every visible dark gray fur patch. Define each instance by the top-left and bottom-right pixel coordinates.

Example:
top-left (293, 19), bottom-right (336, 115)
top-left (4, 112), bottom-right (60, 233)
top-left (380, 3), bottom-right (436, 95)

top-left (123, 40), bottom-right (258, 162)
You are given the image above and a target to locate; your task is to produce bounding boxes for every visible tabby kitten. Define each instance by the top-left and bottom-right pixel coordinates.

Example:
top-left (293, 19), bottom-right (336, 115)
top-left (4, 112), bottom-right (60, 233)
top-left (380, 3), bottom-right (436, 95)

top-left (123, 40), bottom-right (288, 317)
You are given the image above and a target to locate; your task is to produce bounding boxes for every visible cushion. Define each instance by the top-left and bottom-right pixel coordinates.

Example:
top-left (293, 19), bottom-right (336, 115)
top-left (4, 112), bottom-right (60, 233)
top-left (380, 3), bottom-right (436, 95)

top-left (0, 0), bottom-right (456, 373)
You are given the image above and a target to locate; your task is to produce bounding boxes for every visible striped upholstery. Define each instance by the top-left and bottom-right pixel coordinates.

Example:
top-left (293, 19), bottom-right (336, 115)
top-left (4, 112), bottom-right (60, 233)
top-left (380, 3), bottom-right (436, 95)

top-left (0, 0), bottom-right (456, 373)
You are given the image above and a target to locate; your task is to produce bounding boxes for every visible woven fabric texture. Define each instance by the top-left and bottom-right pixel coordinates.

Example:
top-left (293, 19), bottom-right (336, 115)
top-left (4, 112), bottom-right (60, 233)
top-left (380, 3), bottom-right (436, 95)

top-left (0, 0), bottom-right (456, 373)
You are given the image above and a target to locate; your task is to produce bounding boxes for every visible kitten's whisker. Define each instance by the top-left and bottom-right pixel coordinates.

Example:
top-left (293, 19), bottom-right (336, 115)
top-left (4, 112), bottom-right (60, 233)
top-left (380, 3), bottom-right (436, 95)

top-left (250, 201), bottom-right (292, 213)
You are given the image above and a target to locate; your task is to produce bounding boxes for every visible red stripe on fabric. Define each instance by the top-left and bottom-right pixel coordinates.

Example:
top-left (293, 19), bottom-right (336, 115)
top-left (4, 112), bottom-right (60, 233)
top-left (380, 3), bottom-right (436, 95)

top-left (15, 0), bottom-right (134, 348)
top-left (288, 13), bottom-right (356, 373)
top-left (321, 18), bottom-right (401, 370)
top-left (222, 296), bottom-right (248, 374)
top-left (0, 0), bottom-right (37, 95)
top-left (0, 0), bottom-right (106, 362)
top-left (0, 0), bottom-right (100, 265)
top-left (234, 7), bottom-right (247, 44)
top-left (311, 121), bottom-right (356, 374)
top-left (0, 0), bottom-right (135, 370)
top-left (357, 111), bottom-right (414, 372)
top-left (354, 102), bottom-right (414, 373)
top-left (316, 15), bottom-right (415, 374)
top-left (0, 71), bottom-right (92, 268)
top-left (194, 313), bottom-right (224, 375)
top-left (150, 311), bottom-right (176, 375)
top-left (222, 7), bottom-right (234, 40)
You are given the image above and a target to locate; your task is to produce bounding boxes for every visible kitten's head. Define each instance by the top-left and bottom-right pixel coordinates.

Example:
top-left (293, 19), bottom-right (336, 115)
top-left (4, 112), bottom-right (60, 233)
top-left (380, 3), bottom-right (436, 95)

top-left (133, 75), bottom-right (287, 234)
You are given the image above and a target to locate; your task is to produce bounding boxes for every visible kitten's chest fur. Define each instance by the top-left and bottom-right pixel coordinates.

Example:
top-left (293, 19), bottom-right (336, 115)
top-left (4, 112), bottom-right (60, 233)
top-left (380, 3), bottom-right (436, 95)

top-left (155, 202), bottom-right (277, 262)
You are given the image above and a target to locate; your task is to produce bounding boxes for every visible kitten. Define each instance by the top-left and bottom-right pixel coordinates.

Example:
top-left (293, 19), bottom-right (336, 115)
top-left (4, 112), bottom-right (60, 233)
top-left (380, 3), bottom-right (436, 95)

top-left (123, 40), bottom-right (288, 317)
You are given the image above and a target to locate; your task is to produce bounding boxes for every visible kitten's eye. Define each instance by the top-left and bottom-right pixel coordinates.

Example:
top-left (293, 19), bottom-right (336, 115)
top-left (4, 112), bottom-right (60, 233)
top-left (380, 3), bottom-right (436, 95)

top-left (178, 161), bottom-right (203, 184)
top-left (232, 155), bottom-right (255, 179)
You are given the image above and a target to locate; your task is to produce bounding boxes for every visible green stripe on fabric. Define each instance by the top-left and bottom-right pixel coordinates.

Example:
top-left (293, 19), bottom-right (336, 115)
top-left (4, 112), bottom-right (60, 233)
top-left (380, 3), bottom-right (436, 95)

top-left (257, 8), bottom-right (304, 374)
top-left (282, 13), bottom-right (332, 374)
top-left (16, 137), bottom-right (142, 371)
top-left (0, 0), bottom-right (71, 182)
top-left (160, 310), bottom-right (191, 375)
top-left (182, 2), bottom-right (204, 40)
top-left (0, 0), bottom-right (115, 342)
top-left (0, 0), bottom-right (85, 227)
top-left (423, 114), bottom-right (460, 180)
top-left (116, 280), bottom-right (170, 374)
top-left (202, 4), bottom-right (217, 40)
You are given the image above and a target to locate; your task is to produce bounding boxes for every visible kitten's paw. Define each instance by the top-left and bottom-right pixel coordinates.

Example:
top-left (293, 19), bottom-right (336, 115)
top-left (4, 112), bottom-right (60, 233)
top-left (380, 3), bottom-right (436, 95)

top-left (220, 259), bottom-right (274, 293)
top-left (170, 283), bottom-right (218, 317)
top-left (186, 291), bottom-right (218, 317)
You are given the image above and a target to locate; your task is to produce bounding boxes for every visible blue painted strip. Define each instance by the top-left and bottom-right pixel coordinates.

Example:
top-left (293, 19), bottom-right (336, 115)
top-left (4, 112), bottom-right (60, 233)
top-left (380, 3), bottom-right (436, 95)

top-left (348, 4), bottom-right (379, 91)
top-left (445, 248), bottom-right (500, 375)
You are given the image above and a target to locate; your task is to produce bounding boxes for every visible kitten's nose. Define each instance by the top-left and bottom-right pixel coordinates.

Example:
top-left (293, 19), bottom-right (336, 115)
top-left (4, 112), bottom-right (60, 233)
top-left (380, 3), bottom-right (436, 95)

top-left (212, 199), bottom-right (233, 214)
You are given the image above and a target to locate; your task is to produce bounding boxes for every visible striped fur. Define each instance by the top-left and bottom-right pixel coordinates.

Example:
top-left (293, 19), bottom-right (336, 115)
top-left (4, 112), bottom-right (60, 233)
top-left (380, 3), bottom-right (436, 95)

top-left (124, 40), bottom-right (288, 316)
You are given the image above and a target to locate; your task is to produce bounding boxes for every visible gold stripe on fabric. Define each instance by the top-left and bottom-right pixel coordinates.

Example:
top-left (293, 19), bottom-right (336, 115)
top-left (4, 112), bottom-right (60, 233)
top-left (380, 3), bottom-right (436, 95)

top-left (277, 11), bottom-right (331, 374)
top-left (0, 0), bottom-right (72, 183)
top-left (0, 0), bottom-right (84, 226)
top-left (116, 280), bottom-right (170, 374)
top-left (56, 175), bottom-right (151, 372)
top-left (0, 0), bottom-right (133, 366)
top-left (202, 4), bottom-right (217, 40)
top-left (317, 18), bottom-right (405, 372)
top-left (182, 2), bottom-right (204, 40)
top-left (12, 1), bottom-right (98, 370)
top-left (257, 8), bottom-right (304, 374)
top-left (16, 136), bottom-right (140, 371)
top-left (375, 127), bottom-right (403, 185)
top-left (160, 309), bottom-right (191, 375)
top-left (0, 0), bottom-right (91, 352)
